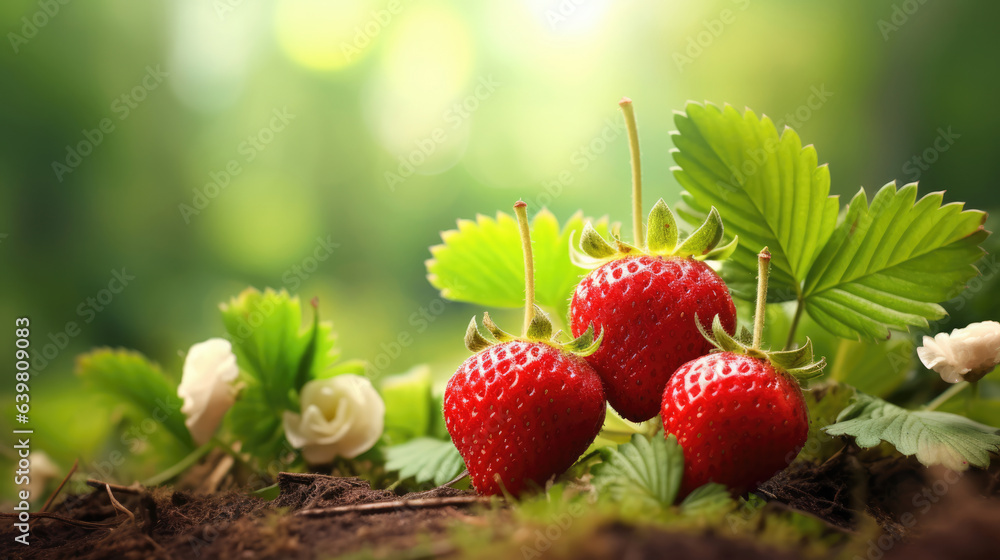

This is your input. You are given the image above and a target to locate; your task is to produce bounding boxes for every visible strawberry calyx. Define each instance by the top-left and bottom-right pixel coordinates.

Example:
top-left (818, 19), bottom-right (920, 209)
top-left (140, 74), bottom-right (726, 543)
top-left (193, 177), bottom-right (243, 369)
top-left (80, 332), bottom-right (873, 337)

top-left (464, 306), bottom-right (603, 358)
top-left (571, 199), bottom-right (738, 270)
top-left (695, 314), bottom-right (826, 382)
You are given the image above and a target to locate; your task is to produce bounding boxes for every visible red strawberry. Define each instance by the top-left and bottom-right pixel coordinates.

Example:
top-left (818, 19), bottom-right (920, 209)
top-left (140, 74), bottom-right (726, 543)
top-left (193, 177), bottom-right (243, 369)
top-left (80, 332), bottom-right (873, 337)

top-left (662, 248), bottom-right (825, 496)
top-left (445, 338), bottom-right (605, 496)
top-left (571, 254), bottom-right (736, 422)
top-left (444, 201), bottom-right (606, 496)
top-left (569, 98), bottom-right (738, 422)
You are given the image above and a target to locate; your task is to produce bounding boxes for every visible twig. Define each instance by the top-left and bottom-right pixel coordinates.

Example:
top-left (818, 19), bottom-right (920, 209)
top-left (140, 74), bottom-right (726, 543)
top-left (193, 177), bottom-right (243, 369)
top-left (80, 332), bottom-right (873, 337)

top-left (105, 484), bottom-right (136, 524)
top-left (295, 495), bottom-right (491, 518)
top-left (442, 470), bottom-right (470, 488)
top-left (86, 479), bottom-right (145, 495)
top-left (39, 458), bottom-right (78, 513)
top-left (0, 511), bottom-right (119, 529)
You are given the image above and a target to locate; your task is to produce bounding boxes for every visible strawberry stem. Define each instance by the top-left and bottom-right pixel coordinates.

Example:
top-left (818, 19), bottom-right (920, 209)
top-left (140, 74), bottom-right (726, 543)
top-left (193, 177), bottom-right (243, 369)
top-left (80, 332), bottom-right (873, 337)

top-left (513, 201), bottom-right (535, 336)
top-left (752, 247), bottom-right (772, 351)
top-left (619, 97), bottom-right (644, 249)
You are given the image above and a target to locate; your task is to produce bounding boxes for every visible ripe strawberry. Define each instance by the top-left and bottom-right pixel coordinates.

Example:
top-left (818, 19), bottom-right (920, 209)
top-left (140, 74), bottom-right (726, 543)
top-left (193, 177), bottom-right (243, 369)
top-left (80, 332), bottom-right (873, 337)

top-left (444, 201), bottom-right (606, 497)
top-left (662, 248), bottom-right (825, 496)
top-left (571, 253), bottom-right (736, 422)
top-left (445, 337), bottom-right (605, 496)
top-left (569, 98), bottom-right (738, 422)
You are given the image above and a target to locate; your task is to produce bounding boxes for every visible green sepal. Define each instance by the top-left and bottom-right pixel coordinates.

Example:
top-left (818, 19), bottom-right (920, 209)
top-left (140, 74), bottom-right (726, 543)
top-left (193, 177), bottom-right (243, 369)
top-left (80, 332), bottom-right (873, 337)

top-left (697, 235), bottom-right (739, 262)
top-left (463, 312), bottom-right (603, 359)
top-left (482, 312), bottom-right (516, 342)
top-left (580, 222), bottom-right (616, 258)
top-left (526, 305), bottom-right (554, 341)
top-left (697, 313), bottom-right (826, 383)
top-left (572, 200), bottom-right (735, 269)
top-left (563, 323), bottom-right (604, 358)
top-left (646, 199), bottom-right (678, 253)
top-left (676, 206), bottom-right (724, 258)
top-left (465, 317), bottom-right (491, 353)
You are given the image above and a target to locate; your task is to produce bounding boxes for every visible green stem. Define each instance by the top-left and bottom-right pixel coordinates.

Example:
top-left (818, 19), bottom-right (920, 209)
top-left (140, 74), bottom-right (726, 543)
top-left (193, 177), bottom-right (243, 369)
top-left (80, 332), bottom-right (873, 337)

top-left (784, 296), bottom-right (805, 351)
top-left (752, 248), bottom-right (772, 351)
top-left (924, 382), bottom-right (969, 411)
top-left (142, 441), bottom-right (215, 486)
top-left (619, 97), bottom-right (643, 249)
top-left (514, 201), bottom-right (535, 336)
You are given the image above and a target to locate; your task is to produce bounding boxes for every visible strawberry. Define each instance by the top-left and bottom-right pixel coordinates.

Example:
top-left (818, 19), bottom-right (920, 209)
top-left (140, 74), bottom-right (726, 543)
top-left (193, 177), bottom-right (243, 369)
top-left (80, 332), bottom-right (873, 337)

top-left (661, 248), bottom-right (825, 496)
top-left (570, 98), bottom-right (738, 422)
top-left (445, 337), bottom-right (605, 496)
top-left (444, 202), bottom-right (606, 497)
top-left (571, 253), bottom-right (736, 422)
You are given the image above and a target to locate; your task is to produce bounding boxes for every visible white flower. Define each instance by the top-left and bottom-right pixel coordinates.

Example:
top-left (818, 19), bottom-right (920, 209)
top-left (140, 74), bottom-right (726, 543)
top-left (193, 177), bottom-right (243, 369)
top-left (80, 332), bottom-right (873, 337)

top-left (178, 338), bottom-right (239, 445)
top-left (917, 321), bottom-right (1000, 383)
top-left (283, 374), bottom-right (385, 464)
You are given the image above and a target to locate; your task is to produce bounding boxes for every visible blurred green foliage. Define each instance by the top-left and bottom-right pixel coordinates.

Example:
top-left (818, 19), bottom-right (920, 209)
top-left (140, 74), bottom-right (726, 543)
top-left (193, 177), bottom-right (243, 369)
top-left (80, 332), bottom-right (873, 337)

top-left (1, 0), bottom-right (998, 496)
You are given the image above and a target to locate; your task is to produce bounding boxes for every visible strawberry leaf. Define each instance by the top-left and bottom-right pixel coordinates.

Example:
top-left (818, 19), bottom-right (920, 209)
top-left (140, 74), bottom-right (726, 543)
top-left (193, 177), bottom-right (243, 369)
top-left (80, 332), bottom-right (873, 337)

top-left (824, 393), bottom-right (1000, 470)
top-left (672, 102), bottom-right (840, 303)
top-left (427, 210), bottom-right (609, 321)
top-left (76, 349), bottom-right (194, 450)
top-left (828, 335), bottom-right (914, 398)
top-left (385, 437), bottom-right (466, 486)
top-left (672, 103), bottom-right (989, 342)
top-left (592, 434), bottom-right (684, 509)
top-left (220, 288), bottom-right (340, 412)
top-left (679, 483), bottom-right (734, 514)
top-left (802, 183), bottom-right (987, 341)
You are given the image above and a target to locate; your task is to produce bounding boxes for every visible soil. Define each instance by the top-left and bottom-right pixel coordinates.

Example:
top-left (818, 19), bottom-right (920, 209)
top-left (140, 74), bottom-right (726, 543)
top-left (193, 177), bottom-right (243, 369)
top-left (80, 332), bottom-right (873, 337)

top-left (3, 447), bottom-right (1000, 560)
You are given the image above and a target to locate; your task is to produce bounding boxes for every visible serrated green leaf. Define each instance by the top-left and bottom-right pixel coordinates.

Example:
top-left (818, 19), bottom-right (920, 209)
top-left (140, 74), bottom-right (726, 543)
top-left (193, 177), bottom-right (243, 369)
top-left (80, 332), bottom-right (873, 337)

top-left (76, 349), bottom-right (194, 450)
top-left (381, 365), bottom-right (434, 444)
top-left (385, 437), bottom-right (466, 486)
top-left (646, 199), bottom-right (678, 253)
top-left (824, 393), bottom-right (1000, 470)
top-left (680, 483), bottom-right (734, 515)
top-left (672, 103), bottom-right (990, 342)
top-left (592, 434), bottom-right (684, 509)
top-left (803, 183), bottom-right (988, 341)
top-left (427, 210), bottom-right (609, 321)
top-left (672, 102), bottom-right (840, 302)
top-left (220, 287), bottom-right (340, 412)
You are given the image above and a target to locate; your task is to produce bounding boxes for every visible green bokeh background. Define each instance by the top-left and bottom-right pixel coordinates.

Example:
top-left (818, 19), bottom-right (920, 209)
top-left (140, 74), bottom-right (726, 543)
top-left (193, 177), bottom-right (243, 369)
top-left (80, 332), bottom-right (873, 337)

top-left (1, 0), bottom-right (998, 493)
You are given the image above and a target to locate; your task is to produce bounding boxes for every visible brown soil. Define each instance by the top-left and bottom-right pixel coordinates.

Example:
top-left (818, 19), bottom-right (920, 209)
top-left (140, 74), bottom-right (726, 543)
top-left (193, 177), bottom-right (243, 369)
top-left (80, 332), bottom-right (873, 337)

top-left (3, 448), bottom-right (1000, 560)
